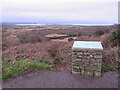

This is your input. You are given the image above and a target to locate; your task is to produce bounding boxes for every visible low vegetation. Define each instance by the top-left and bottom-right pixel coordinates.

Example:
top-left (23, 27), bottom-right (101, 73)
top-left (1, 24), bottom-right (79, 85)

top-left (2, 57), bottom-right (53, 80)
top-left (47, 36), bottom-right (68, 40)
top-left (47, 44), bottom-right (63, 65)
top-left (47, 33), bottom-right (82, 40)
top-left (2, 25), bottom-right (119, 79)
top-left (18, 34), bottom-right (48, 44)
top-left (111, 30), bottom-right (120, 46)
top-left (95, 30), bottom-right (104, 36)
top-left (68, 38), bottom-right (74, 41)
top-left (68, 33), bottom-right (82, 37)
top-left (102, 65), bottom-right (117, 72)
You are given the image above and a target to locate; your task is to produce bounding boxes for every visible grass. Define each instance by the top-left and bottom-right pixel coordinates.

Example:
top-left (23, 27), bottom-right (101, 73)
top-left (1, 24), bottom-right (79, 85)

top-left (47, 33), bottom-right (81, 40)
top-left (2, 57), bottom-right (53, 80)
top-left (47, 32), bottom-right (93, 40)
top-left (102, 65), bottom-right (117, 72)
top-left (47, 36), bottom-right (68, 39)
top-left (68, 33), bottom-right (82, 37)
top-left (0, 61), bottom-right (2, 79)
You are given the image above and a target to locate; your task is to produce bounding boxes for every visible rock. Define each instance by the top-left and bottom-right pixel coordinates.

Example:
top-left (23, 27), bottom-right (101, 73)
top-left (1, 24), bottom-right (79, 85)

top-left (94, 71), bottom-right (102, 77)
top-left (72, 41), bottom-right (103, 77)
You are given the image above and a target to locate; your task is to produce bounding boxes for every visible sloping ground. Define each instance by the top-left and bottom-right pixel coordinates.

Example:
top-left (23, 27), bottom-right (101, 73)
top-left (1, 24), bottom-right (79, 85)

top-left (2, 41), bottom-right (68, 60)
top-left (3, 71), bottom-right (118, 88)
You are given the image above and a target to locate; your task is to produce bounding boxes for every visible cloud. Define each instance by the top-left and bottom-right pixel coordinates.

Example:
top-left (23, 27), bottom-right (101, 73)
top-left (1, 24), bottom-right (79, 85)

top-left (1, 0), bottom-right (119, 24)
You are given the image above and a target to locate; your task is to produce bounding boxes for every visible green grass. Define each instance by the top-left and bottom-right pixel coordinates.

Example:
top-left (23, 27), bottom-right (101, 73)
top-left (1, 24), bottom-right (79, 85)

top-left (2, 57), bottom-right (53, 80)
top-left (47, 33), bottom-right (82, 40)
top-left (0, 61), bottom-right (2, 66)
top-left (68, 33), bottom-right (82, 37)
top-left (0, 61), bottom-right (2, 79)
top-left (47, 36), bottom-right (68, 39)
top-left (102, 65), bottom-right (117, 72)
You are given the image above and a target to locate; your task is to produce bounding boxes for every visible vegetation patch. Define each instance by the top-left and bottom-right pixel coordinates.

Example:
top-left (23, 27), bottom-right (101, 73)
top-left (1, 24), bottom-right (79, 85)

top-left (47, 36), bottom-right (68, 40)
top-left (47, 33), bottom-right (82, 40)
top-left (95, 30), bottom-right (104, 36)
top-left (68, 38), bottom-right (74, 41)
top-left (2, 57), bottom-right (53, 80)
top-left (102, 65), bottom-right (117, 72)
top-left (111, 30), bottom-right (120, 46)
top-left (47, 44), bottom-right (63, 65)
top-left (68, 33), bottom-right (82, 37)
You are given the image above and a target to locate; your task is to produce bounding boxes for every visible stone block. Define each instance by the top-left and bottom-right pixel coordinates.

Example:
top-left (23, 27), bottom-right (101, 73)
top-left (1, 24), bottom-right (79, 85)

top-left (81, 69), bottom-right (85, 74)
top-left (90, 55), bottom-right (93, 57)
top-left (72, 41), bottom-right (103, 77)
top-left (85, 66), bottom-right (95, 71)
top-left (79, 66), bottom-right (84, 70)
top-left (84, 71), bottom-right (93, 76)
top-left (72, 71), bottom-right (80, 74)
top-left (75, 61), bottom-right (83, 65)
top-left (73, 66), bottom-right (79, 69)
top-left (77, 55), bottom-right (82, 58)
top-left (94, 55), bottom-right (102, 59)
top-left (72, 52), bottom-right (77, 55)
top-left (84, 52), bottom-right (90, 55)
top-left (94, 71), bottom-right (102, 77)
top-left (77, 52), bottom-right (83, 55)
top-left (76, 59), bottom-right (82, 61)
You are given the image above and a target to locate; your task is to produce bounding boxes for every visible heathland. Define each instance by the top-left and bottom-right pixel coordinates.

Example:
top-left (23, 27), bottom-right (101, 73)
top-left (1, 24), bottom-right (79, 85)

top-left (2, 25), bottom-right (119, 80)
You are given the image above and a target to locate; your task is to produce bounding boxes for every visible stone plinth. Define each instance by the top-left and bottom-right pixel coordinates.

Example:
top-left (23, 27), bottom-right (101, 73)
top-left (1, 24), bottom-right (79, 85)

top-left (72, 41), bottom-right (103, 77)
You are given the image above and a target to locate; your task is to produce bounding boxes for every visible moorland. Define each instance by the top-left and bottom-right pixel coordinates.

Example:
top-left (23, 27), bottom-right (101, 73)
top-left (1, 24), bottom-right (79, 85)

top-left (2, 25), bottom-right (119, 80)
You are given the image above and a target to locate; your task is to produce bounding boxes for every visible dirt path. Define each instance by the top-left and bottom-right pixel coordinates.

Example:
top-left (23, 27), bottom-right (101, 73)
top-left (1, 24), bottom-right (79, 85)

top-left (3, 71), bottom-right (118, 88)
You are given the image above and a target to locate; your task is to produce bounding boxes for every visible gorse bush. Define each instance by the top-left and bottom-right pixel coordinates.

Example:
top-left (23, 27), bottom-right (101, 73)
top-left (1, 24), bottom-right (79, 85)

top-left (18, 34), bottom-right (48, 43)
top-left (2, 38), bottom-right (10, 50)
top-left (103, 47), bottom-right (119, 69)
top-left (47, 36), bottom-right (67, 40)
top-left (68, 38), bottom-right (74, 41)
top-left (95, 30), bottom-right (104, 36)
top-left (2, 57), bottom-right (52, 80)
top-left (47, 44), bottom-right (59, 58)
top-left (68, 33), bottom-right (82, 37)
top-left (47, 44), bottom-right (63, 65)
top-left (101, 34), bottom-right (112, 48)
top-left (18, 35), bottom-right (42, 43)
top-left (2, 37), bottom-right (19, 50)
top-left (111, 30), bottom-right (120, 46)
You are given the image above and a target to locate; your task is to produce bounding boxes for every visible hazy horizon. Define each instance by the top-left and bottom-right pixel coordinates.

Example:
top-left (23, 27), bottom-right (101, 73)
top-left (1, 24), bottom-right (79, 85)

top-left (1, 0), bottom-right (119, 25)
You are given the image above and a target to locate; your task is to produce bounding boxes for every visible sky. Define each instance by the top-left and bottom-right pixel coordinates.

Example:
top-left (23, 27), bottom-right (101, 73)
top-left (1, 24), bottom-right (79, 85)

top-left (0, 0), bottom-right (119, 25)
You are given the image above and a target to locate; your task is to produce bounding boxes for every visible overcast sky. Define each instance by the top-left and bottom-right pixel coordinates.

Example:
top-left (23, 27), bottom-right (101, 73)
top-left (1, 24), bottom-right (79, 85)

top-left (1, 0), bottom-right (119, 25)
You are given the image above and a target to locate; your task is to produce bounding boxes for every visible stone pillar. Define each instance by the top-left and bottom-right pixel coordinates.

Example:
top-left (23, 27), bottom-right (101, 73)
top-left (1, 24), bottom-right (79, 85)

top-left (72, 41), bottom-right (103, 77)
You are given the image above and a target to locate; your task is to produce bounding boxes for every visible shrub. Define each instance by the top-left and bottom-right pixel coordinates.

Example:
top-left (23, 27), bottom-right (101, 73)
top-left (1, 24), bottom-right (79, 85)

top-left (101, 34), bottom-right (113, 48)
top-left (18, 34), bottom-right (48, 44)
top-left (18, 35), bottom-right (41, 43)
top-left (68, 38), bottom-right (74, 41)
top-left (103, 47), bottom-right (119, 69)
top-left (2, 37), bottom-right (20, 50)
top-left (95, 30), bottom-right (104, 36)
top-left (111, 30), bottom-right (120, 46)
top-left (47, 44), bottom-right (59, 58)
top-left (46, 44), bottom-right (63, 65)
top-left (2, 38), bottom-right (11, 50)
top-left (68, 33), bottom-right (81, 37)
top-left (47, 36), bottom-right (67, 40)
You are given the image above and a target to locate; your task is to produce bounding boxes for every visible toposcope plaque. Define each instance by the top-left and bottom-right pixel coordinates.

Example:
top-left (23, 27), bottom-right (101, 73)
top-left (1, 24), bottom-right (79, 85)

top-left (72, 41), bottom-right (103, 77)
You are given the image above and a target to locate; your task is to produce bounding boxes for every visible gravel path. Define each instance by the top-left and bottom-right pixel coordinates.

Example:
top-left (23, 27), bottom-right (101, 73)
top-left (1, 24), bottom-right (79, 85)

top-left (3, 71), bottom-right (118, 88)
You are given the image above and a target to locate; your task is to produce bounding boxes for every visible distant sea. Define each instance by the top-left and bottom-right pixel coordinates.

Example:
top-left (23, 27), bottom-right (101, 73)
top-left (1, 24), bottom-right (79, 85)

top-left (2, 22), bottom-right (113, 26)
top-left (15, 24), bottom-right (113, 26)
